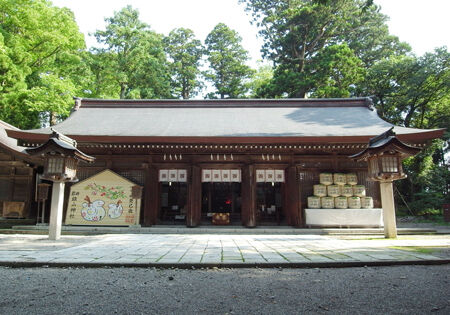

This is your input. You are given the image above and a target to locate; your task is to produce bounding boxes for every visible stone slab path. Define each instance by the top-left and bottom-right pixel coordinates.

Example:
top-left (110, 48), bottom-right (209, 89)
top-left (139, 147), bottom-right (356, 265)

top-left (0, 234), bottom-right (449, 267)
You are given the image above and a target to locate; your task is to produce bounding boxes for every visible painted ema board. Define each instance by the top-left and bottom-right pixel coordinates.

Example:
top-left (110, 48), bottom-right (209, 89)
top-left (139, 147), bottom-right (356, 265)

top-left (65, 169), bottom-right (141, 226)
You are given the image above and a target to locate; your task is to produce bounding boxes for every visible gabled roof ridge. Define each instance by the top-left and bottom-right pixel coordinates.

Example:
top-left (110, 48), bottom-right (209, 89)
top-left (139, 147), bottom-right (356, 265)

top-left (73, 97), bottom-right (374, 110)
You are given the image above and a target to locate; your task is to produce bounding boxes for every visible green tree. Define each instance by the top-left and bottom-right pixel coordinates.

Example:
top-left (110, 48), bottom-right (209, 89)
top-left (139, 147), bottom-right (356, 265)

top-left (360, 47), bottom-right (450, 214)
top-left (0, 0), bottom-right (86, 128)
top-left (361, 48), bottom-right (450, 129)
top-left (239, 0), bottom-right (409, 98)
top-left (247, 62), bottom-right (274, 97)
top-left (93, 5), bottom-right (171, 99)
top-left (81, 51), bottom-right (119, 99)
top-left (204, 23), bottom-right (254, 99)
top-left (163, 28), bottom-right (203, 99)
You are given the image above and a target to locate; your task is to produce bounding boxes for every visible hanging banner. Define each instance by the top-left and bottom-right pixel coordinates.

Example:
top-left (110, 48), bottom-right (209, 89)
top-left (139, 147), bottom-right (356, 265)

top-left (256, 169), bottom-right (285, 182)
top-left (178, 169), bottom-right (187, 182)
top-left (265, 170), bottom-right (275, 182)
top-left (168, 169), bottom-right (178, 182)
top-left (159, 169), bottom-right (188, 182)
top-left (212, 169), bottom-right (222, 182)
top-left (65, 169), bottom-right (141, 226)
top-left (221, 169), bottom-right (231, 182)
top-left (202, 169), bottom-right (241, 182)
top-left (256, 169), bottom-right (265, 182)
top-left (275, 170), bottom-right (285, 182)
top-left (202, 169), bottom-right (212, 182)
top-left (230, 169), bottom-right (241, 182)
top-left (159, 169), bottom-right (169, 182)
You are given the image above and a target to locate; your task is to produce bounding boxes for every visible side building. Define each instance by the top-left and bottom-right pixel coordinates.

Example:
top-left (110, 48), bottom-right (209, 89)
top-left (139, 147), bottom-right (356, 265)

top-left (5, 98), bottom-right (444, 228)
top-left (0, 120), bottom-right (40, 223)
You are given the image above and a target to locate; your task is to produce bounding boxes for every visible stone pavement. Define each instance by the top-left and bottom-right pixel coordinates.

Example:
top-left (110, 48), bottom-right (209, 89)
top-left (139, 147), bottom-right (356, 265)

top-left (0, 233), bottom-right (449, 268)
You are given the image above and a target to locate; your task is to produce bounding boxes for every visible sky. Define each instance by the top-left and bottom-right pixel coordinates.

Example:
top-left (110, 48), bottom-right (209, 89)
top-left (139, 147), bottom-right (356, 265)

top-left (52, 0), bottom-right (450, 67)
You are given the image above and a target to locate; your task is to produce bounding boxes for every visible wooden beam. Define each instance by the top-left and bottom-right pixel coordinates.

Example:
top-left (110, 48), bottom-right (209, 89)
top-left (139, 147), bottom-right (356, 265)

top-left (0, 161), bottom-right (27, 166)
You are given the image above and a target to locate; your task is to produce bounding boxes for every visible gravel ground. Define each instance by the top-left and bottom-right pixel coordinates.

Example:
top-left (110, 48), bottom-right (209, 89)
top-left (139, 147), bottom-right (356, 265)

top-left (0, 265), bottom-right (449, 315)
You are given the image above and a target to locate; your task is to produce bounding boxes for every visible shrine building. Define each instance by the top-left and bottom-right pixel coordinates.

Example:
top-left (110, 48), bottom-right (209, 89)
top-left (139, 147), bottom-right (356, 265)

top-left (1, 97), bottom-right (444, 228)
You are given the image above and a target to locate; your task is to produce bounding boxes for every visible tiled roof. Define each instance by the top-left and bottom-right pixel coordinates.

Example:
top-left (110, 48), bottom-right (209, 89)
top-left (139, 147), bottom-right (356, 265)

top-left (19, 98), bottom-right (439, 139)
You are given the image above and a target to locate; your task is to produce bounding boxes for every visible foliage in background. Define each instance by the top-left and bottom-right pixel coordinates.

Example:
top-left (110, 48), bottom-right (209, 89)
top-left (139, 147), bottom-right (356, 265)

top-left (359, 47), bottom-right (450, 214)
top-left (0, 0), bottom-right (448, 214)
top-left (204, 23), bottom-right (254, 99)
top-left (0, 0), bottom-right (86, 128)
top-left (93, 5), bottom-right (171, 99)
top-left (360, 48), bottom-right (450, 129)
top-left (163, 28), bottom-right (204, 99)
top-left (239, 0), bottom-right (409, 98)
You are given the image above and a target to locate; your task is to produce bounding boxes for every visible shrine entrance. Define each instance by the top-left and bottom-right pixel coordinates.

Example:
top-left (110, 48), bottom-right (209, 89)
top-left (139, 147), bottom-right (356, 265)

top-left (201, 183), bottom-right (242, 224)
top-left (256, 182), bottom-right (284, 225)
top-left (255, 169), bottom-right (286, 225)
top-left (158, 169), bottom-right (188, 224)
top-left (200, 169), bottom-right (242, 225)
top-left (159, 182), bottom-right (187, 224)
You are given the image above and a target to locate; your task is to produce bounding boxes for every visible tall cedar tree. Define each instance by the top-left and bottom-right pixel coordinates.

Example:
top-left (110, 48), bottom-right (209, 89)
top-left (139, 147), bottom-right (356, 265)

top-left (93, 6), bottom-right (171, 99)
top-left (163, 28), bottom-right (203, 99)
top-left (204, 23), bottom-right (254, 99)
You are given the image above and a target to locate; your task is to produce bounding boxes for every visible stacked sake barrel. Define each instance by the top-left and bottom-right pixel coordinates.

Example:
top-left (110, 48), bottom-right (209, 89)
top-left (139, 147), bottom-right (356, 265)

top-left (307, 173), bottom-right (373, 209)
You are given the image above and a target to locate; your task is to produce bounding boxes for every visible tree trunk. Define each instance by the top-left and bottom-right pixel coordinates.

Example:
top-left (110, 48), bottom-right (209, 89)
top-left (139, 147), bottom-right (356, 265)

top-left (120, 84), bottom-right (127, 99)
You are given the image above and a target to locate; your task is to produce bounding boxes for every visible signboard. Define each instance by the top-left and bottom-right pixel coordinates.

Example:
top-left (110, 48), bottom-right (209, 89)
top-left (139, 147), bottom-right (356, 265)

top-left (65, 169), bottom-right (142, 226)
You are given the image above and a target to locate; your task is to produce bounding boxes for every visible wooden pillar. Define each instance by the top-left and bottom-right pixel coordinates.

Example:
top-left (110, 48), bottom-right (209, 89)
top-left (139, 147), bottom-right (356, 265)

top-left (380, 181), bottom-right (397, 238)
top-left (143, 166), bottom-right (159, 226)
top-left (241, 164), bottom-right (256, 227)
top-left (187, 165), bottom-right (202, 227)
top-left (285, 166), bottom-right (302, 227)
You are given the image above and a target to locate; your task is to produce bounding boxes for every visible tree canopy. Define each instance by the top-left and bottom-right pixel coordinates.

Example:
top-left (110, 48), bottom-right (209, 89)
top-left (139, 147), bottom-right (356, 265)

top-left (239, 0), bottom-right (409, 98)
top-left (204, 23), bottom-right (254, 99)
top-left (0, 0), bottom-right (86, 128)
top-left (163, 28), bottom-right (204, 99)
top-left (92, 5), bottom-right (171, 99)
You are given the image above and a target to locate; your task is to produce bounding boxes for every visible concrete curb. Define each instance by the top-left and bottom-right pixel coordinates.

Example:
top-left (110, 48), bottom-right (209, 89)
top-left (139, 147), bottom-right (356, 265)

top-left (1, 259), bottom-right (449, 269)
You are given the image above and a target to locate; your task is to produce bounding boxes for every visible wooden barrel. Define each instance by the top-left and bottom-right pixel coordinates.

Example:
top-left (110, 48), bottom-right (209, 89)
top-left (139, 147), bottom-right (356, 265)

top-left (307, 196), bottom-right (321, 209)
top-left (340, 185), bottom-right (354, 197)
top-left (321, 197), bottom-right (335, 209)
top-left (313, 184), bottom-right (327, 197)
top-left (319, 173), bottom-right (333, 185)
top-left (346, 173), bottom-right (358, 185)
top-left (327, 185), bottom-right (340, 197)
top-left (335, 197), bottom-right (348, 209)
top-left (333, 173), bottom-right (346, 185)
top-left (353, 185), bottom-right (366, 197)
top-left (361, 197), bottom-right (374, 209)
top-left (348, 197), bottom-right (361, 209)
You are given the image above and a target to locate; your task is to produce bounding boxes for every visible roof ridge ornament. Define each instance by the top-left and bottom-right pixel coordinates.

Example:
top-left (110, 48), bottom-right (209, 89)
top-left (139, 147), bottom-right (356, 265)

top-left (368, 127), bottom-right (395, 146)
top-left (365, 96), bottom-right (375, 111)
top-left (72, 97), bottom-right (82, 111)
top-left (50, 128), bottom-right (77, 148)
